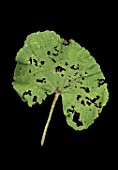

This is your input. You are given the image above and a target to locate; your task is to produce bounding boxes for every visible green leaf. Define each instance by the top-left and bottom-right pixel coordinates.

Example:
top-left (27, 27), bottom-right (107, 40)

top-left (12, 30), bottom-right (109, 145)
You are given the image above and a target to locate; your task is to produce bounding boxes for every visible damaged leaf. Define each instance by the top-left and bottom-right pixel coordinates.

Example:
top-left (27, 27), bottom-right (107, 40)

top-left (12, 30), bottom-right (109, 145)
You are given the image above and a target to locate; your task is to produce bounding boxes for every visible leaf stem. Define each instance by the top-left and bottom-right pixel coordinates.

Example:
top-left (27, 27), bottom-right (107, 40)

top-left (41, 92), bottom-right (60, 146)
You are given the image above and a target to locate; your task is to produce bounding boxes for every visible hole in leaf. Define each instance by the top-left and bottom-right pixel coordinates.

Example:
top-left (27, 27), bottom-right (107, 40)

top-left (29, 57), bottom-right (32, 64)
top-left (55, 66), bottom-right (66, 72)
top-left (86, 101), bottom-right (91, 106)
top-left (51, 58), bottom-right (56, 63)
top-left (73, 112), bottom-right (79, 122)
top-left (23, 90), bottom-right (32, 99)
top-left (61, 74), bottom-right (64, 77)
top-left (33, 59), bottom-right (38, 66)
top-left (54, 46), bottom-right (59, 52)
top-left (65, 62), bottom-right (68, 66)
top-left (29, 69), bottom-right (31, 73)
top-left (36, 78), bottom-right (46, 83)
top-left (73, 112), bottom-right (83, 126)
top-left (70, 64), bottom-right (79, 70)
top-left (70, 65), bottom-right (75, 69)
top-left (64, 85), bottom-right (70, 89)
top-left (97, 79), bottom-right (105, 87)
top-left (77, 95), bottom-right (81, 101)
top-left (53, 53), bottom-right (58, 56)
top-left (40, 61), bottom-right (45, 65)
top-left (81, 100), bottom-right (85, 106)
top-left (77, 121), bottom-right (83, 126)
top-left (80, 87), bottom-right (90, 93)
top-left (82, 77), bottom-right (85, 80)
top-left (33, 96), bottom-right (37, 102)
top-left (91, 95), bottom-right (100, 103)
top-left (67, 108), bottom-right (74, 114)
top-left (74, 72), bottom-right (78, 76)
top-left (47, 51), bottom-right (50, 55)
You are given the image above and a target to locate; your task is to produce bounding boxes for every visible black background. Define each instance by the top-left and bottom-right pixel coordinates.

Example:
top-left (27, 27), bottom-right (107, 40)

top-left (1, 2), bottom-right (115, 168)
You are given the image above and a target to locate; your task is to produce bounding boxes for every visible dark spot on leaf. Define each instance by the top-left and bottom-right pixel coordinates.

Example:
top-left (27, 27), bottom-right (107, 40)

top-left (65, 62), bottom-right (68, 66)
top-left (33, 59), bottom-right (38, 66)
top-left (61, 74), bottom-right (64, 77)
top-left (29, 69), bottom-right (31, 73)
top-left (51, 58), bottom-right (56, 63)
top-left (81, 100), bottom-right (85, 106)
top-left (47, 51), bottom-right (50, 55)
top-left (97, 79), bottom-right (105, 87)
top-left (36, 78), bottom-right (46, 83)
top-left (33, 96), bottom-right (37, 102)
top-left (85, 72), bottom-right (88, 74)
top-left (29, 57), bottom-right (32, 64)
top-left (77, 95), bottom-right (81, 101)
top-left (55, 66), bottom-right (66, 72)
top-left (40, 61), bottom-right (45, 65)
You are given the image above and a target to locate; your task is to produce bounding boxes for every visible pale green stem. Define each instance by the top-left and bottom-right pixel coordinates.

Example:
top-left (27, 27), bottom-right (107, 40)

top-left (41, 92), bottom-right (60, 146)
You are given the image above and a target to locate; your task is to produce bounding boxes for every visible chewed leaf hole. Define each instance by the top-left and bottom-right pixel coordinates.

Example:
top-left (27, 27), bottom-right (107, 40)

top-left (98, 79), bottom-right (105, 87)
top-left (77, 95), bottom-right (81, 101)
top-left (55, 66), bottom-right (66, 72)
top-left (65, 62), bottom-right (68, 66)
top-left (40, 61), bottom-right (45, 65)
top-left (47, 51), bottom-right (50, 55)
top-left (29, 57), bottom-right (32, 64)
top-left (81, 100), bottom-right (85, 106)
top-left (80, 87), bottom-right (90, 93)
top-left (33, 59), bottom-right (38, 66)
top-left (86, 101), bottom-right (91, 106)
top-left (33, 96), bottom-right (37, 102)
top-left (73, 112), bottom-right (83, 126)
top-left (36, 78), bottom-right (46, 83)
top-left (23, 90), bottom-right (32, 99)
